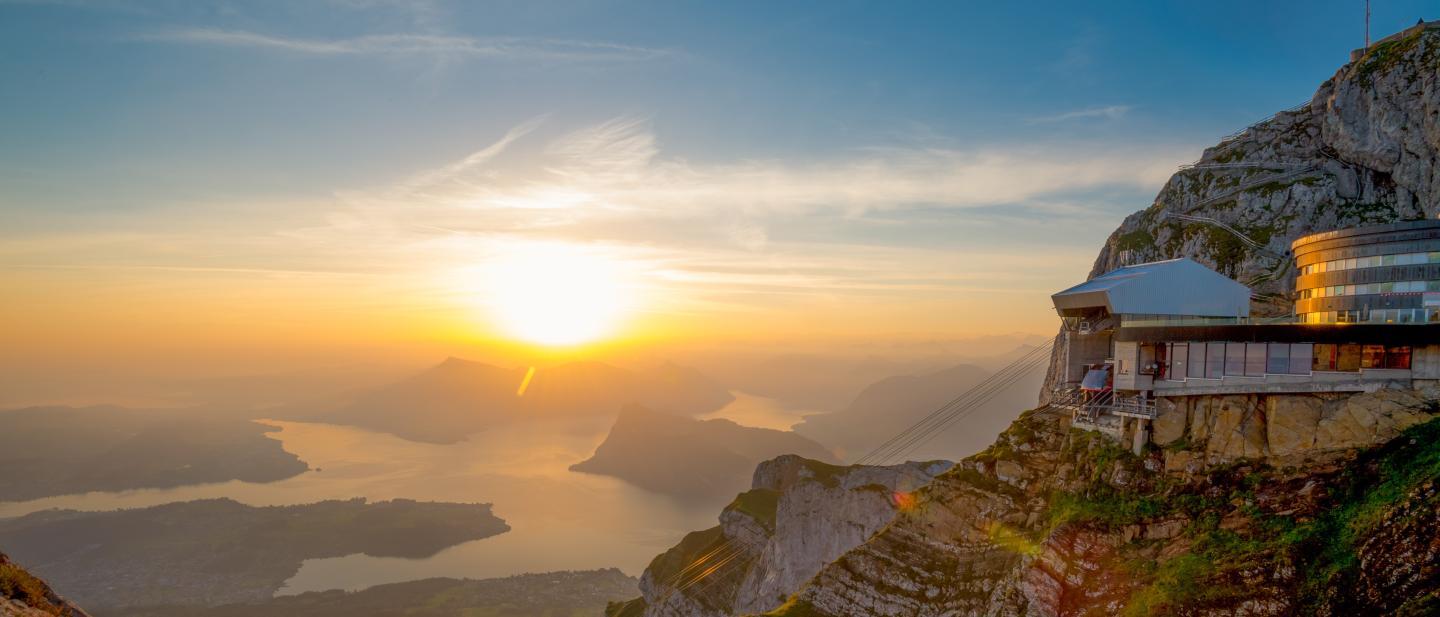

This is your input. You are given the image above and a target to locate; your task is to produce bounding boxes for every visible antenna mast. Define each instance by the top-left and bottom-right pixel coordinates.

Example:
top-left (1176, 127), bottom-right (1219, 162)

top-left (1366, 0), bottom-right (1371, 49)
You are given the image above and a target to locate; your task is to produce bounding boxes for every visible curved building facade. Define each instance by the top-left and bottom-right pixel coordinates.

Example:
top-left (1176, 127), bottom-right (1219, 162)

top-left (1292, 219), bottom-right (1440, 324)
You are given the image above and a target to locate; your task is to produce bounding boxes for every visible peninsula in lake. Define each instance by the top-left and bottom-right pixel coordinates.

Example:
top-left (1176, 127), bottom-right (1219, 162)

top-left (107, 569), bottom-right (638, 617)
top-left (572, 405), bottom-right (836, 501)
top-left (0, 406), bottom-right (308, 502)
top-left (0, 498), bottom-right (509, 610)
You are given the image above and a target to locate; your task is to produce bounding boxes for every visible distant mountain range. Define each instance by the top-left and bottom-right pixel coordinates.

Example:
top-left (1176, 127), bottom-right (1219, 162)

top-left (571, 405), bottom-right (836, 501)
top-left (793, 359), bottom-right (1042, 461)
top-left (312, 357), bottom-right (735, 443)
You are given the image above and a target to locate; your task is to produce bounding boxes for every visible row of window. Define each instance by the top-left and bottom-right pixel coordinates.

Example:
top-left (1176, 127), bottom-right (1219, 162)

top-left (1298, 308), bottom-right (1440, 324)
top-left (1300, 251), bottom-right (1440, 275)
top-left (1298, 280), bottom-right (1440, 298)
top-left (1119, 314), bottom-right (1246, 327)
top-left (1155, 342), bottom-right (1412, 380)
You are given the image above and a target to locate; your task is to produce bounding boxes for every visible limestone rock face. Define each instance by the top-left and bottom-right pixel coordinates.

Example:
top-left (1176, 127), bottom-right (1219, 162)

top-left (1159, 388), bottom-right (1438, 462)
top-left (626, 455), bottom-right (951, 617)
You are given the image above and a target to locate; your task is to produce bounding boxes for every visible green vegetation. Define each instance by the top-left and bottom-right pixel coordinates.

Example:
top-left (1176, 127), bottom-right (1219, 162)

top-left (1353, 27), bottom-right (1426, 87)
top-left (761, 596), bottom-right (826, 616)
top-left (1331, 200), bottom-right (1400, 226)
top-left (797, 458), bottom-right (852, 488)
top-left (1285, 413), bottom-right (1440, 611)
top-left (1115, 229), bottom-right (1155, 253)
top-left (644, 525), bottom-right (726, 587)
top-left (730, 489), bottom-right (782, 530)
top-left (0, 558), bottom-right (62, 615)
top-left (1044, 431), bottom-right (1166, 532)
top-left (1113, 415), bottom-right (1440, 614)
top-left (604, 597), bottom-right (648, 617)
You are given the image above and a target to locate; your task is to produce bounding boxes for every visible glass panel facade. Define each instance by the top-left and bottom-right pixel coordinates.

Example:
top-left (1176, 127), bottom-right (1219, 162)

top-left (1361, 345), bottom-right (1385, 369)
top-left (1266, 344), bottom-right (1290, 374)
top-left (1313, 344), bottom-right (1337, 371)
top-left (1290, 344), bottom-right (1313, 375)
top-left (1188, 343), bottom-right (1206, 379)
top-left (1206, 343), bottom-right (1225, 379)
top-left (1338, 344), bottom-right (1362, 371)
top-left (1245, 343), bottom-right (1266, 376)
top-left (1168, 343), bottom-right (1187, 381)
top-left (1300, 250), bottom-right (1440, 275)
top-left (1224, 343), bottom-right (1246, 376)
top-left (1387, 346), bottom-right (1413, 369)
top-left (1150, 341), bottom-right (1410, 381)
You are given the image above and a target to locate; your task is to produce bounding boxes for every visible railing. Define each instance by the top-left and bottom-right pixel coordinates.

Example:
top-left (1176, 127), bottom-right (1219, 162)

top-left (1049, 387), bottom-right (1156, 420)
top-left (1215, 102), bottom-right (1311, 145)
top-left (1159, 211), bottom-right (1291, 261)
top-left (1177, 161), bottom-right (1311, 172)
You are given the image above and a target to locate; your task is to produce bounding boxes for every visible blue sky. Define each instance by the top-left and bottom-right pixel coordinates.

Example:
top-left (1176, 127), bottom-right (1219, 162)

top-left (5, 1), bottom-right (1423, 215)
top-left (1, 0), bottom-right (1434, 373)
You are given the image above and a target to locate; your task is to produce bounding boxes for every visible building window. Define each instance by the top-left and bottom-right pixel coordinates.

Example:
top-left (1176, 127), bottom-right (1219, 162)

top-left (1188, 343), bottom-right (1207, 379)
top-left (1313, 344), bottom-right (1337, 371)
top-left (1225, 342), bottom-right (1246, 377)
top-left (1361, 345), bottom-right (1386, 369)
top-left (1338, 344), bottom-right (1362, 371)
top-left (1246, 343), bottom-right (1266, 376)
top-left (1290, 343), bottom-right (1314, 375)
top-left (1169, 343), bottom-right (1188, 381)
top-left (1267, 344), bottom-right (1290, 374)
top-left (1206, 342), bottom-right (1225, 379)
top-left (1387, 346), bottom-right (1413, 369)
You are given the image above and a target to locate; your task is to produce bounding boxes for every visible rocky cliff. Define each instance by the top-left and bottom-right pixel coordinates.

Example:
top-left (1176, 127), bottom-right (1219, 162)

top-left (0, 552), bottom-right (88, 617)
top-left (623, 26), bottom-right (1440, 617)
top-left (764, 395), bottom-right (1440, 616)
top-left (606, 455), bottom-right (953, 617)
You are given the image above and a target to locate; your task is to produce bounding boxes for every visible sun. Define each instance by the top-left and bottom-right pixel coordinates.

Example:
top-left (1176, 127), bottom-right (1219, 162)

top-left (478, 243), bottom-right (636, 346)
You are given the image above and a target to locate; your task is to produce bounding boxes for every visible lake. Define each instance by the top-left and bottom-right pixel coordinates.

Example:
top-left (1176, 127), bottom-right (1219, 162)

top-left (0, 391), bottom-right (812, 595)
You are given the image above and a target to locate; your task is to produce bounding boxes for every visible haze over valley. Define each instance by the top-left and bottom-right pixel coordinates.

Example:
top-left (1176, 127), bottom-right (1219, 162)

top-left (8, 1), bottom-right (1440, 616)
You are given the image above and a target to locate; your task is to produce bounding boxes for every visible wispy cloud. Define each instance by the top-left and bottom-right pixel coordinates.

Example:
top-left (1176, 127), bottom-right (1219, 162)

top-left (1027, 105), bottom-right (1132, 124)
top-left (142, 28), bottom-right (674, 62)
top-left (317, 116), bottom-right (1194, 268)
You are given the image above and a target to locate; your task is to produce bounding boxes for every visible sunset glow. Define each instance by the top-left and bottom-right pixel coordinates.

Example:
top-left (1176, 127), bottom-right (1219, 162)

top-left (477, 244), bottom-right (638, 346)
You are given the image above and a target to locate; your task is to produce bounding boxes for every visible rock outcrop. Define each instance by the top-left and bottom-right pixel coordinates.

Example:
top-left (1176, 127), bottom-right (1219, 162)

top-left (765, 394), bottom-right (1440, 616)
top-left (573, 406), bottom-right (839, 502)
top-left (607, 455), bottom-right (952, 617)
top-left (1154, 387), bottom-right (1440, 462)
top-left (0, 552), bottom-right (89, 617)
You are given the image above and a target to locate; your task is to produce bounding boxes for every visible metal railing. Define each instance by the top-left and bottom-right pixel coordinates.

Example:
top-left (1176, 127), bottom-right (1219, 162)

top-left (1216, 102), bottom-right (1311, 146)
top-left (1049, 386), bottom-right (1156, 420)
top-left (1159, 211), bottom-right (1291, 261)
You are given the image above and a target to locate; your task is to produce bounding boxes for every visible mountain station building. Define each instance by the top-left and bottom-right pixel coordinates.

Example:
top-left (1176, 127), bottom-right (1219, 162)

top-left (1051, 220), bottom-right (1440, 452)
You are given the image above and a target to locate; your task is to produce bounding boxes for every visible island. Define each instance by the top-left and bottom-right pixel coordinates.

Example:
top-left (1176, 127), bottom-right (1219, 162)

top-left (0, 498), bottom-right (510, 610)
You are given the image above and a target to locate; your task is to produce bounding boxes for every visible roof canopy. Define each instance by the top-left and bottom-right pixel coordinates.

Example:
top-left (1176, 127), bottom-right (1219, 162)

top-left (1052, 258), bottom-right (1250, 318)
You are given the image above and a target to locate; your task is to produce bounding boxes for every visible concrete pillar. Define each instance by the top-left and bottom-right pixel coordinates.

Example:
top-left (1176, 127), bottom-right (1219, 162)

top-left (1132, 418), bottom-right (1149, 455)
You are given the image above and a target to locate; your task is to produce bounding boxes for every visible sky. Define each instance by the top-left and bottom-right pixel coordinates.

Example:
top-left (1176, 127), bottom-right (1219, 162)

top-left (2, 0), bottom-right (1435, 397)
